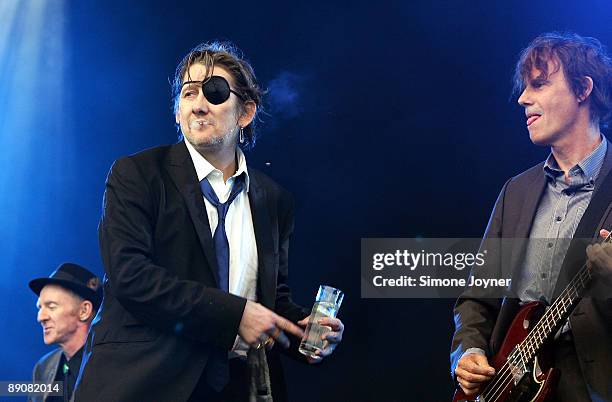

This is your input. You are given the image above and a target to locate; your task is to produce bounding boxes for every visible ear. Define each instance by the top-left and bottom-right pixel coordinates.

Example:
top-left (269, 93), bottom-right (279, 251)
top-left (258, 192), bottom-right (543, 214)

top-left (578, 76), bottom-right (594, 103)
top-left (175, 110), bottom-right (180, 125)
top-left (238, 101), bottom-right (257, 128)
top-left (79, 300), bottom-right (94, 322)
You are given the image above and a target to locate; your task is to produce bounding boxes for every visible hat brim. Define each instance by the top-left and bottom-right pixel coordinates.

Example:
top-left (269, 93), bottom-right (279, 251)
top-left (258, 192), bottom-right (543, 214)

top-left (29, 278), bottom-right (101, 310)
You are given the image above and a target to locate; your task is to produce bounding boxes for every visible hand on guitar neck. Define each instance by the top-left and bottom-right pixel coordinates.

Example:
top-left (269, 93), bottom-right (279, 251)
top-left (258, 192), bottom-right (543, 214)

top-left (586, 229), bottom-right (612, 286)
top-left (455, 352), bottom-right (495, 396)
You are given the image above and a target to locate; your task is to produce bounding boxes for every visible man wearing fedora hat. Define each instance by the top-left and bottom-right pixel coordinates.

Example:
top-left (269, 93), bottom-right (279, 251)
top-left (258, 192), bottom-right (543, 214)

top-left (28, 263), bottom-right (102, 402)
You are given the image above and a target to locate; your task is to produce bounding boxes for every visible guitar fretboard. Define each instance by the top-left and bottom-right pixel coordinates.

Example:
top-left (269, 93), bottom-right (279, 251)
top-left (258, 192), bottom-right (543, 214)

top-left (518, 234), bottom-right (611, 362)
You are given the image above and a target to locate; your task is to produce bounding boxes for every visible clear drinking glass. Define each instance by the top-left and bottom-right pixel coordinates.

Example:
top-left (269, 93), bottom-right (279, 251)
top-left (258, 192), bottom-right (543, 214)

top-left (298, 285), bottom-right (344, 359)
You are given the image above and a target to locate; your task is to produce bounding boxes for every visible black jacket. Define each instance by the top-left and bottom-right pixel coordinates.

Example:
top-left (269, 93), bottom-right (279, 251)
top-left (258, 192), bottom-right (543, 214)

top-left (451, 141), bottom-right (612, 401)
top-left (75, 142), bottom-right (308, 402)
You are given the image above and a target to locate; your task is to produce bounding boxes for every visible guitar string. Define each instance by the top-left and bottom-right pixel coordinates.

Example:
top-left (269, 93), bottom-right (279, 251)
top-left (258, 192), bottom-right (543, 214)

top-left (481, 259), bottom-right (594, 401)
top-left (483, 266), bottom-right (591, 401)
top-left (480, 234), bottom-right (610, 400)
top-left (484, 285), bottom-right (579, 401)
top-left (482, 291), bottom-right (570, 399)
top-left (483, 343), bottom-right (530, 401)
top-left (462, 234), bottom-right (609, 401)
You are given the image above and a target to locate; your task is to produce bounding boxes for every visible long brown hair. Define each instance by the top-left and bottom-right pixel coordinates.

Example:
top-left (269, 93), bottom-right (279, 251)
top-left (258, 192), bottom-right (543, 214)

top-left (513, 32), bottom-right (612, 128)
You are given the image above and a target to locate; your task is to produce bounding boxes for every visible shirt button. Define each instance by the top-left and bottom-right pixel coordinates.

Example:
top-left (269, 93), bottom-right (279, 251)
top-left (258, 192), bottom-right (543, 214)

top-left (547, 242), bottom-right (553, 248)
top-left (556, 216), bottom-right (562, 222)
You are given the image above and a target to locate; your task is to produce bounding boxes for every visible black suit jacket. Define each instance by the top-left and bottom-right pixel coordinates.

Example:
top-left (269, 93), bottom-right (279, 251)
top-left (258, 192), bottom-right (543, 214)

top-left (451, 142), bottom-right (612, 400)
top-left (29, 349), bottom-right (62, 402)
top-left (75, 142), bottom-right (308, 402)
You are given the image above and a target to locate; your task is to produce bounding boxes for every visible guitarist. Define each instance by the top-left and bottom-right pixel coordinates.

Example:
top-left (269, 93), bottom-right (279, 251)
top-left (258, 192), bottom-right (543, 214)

top-left (451, 32), bottom-right (612, 402)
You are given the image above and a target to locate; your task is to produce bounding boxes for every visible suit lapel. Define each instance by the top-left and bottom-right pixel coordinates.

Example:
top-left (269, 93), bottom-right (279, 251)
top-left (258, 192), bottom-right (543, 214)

top-left (164, 142), bottom-right (221, 288)
top-left (509, 166), bottom-right (547, 277)
top-left (248, 172), bottom-right (277, 310)
top-left (552, 143), bottom-right (612, 297)
top-left (43, 350), bottom-right (62, 401)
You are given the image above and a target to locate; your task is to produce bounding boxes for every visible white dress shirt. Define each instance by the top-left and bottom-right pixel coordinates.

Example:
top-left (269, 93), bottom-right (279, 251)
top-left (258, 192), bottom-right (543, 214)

top-left (184, 139), bottom-right (258, 356)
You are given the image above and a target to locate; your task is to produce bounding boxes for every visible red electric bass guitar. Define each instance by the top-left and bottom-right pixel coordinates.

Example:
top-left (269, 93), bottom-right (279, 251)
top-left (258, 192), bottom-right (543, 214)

top-left (453, 233), bottom-right (611, 402)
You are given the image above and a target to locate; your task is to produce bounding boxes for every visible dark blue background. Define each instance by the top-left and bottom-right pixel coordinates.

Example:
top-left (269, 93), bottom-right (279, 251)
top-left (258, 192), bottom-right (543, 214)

top-left (1, 1), bottom-right (611, 400)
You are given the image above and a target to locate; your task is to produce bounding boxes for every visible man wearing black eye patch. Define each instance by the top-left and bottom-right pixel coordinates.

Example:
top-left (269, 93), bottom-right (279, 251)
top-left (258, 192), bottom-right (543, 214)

top-left (451, 33), bottom-right (612, 402)
top-left (74, 42), bottom-right (344, 402)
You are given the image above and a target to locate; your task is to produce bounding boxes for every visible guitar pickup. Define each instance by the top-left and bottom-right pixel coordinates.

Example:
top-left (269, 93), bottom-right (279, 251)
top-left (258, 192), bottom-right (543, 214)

top-left (508, 348), bottom-right (529, 384)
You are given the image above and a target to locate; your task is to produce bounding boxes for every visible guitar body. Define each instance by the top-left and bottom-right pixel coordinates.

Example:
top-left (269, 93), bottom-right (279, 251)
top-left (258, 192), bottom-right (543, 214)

top-left (453, 302), bottom-right (560, 402)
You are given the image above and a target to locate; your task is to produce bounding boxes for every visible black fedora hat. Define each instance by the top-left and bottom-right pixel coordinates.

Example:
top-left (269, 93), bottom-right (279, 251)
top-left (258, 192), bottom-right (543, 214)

top-left (29, 263), bottom-right (103, 310)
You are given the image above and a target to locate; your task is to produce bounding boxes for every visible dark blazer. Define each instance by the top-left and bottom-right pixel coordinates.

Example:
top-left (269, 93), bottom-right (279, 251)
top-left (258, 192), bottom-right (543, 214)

top-left (74, 142), bottom-right (308, 402)
top-left (29, 349), bottom-right (62, 402)
top-left (451, 142), bottom-right (612, 400)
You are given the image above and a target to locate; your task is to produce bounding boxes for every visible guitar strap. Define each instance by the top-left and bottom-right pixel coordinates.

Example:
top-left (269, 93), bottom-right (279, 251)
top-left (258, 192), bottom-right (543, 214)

top-left (552, 153), bottom-right (612, 299)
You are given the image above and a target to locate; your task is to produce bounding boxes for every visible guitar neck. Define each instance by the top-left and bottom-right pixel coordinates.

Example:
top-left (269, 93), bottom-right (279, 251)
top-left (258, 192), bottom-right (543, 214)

top-left (520, 233), bottom-right (611, 361)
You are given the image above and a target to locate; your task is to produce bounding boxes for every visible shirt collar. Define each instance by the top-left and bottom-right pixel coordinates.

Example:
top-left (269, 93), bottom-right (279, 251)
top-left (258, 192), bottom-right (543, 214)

top-left (61, 345), bottom-right (84, 375)
top-left (66, 346), bottom-right (83, 364)
top-left (543, 136), bottom-right (607, 183)
top-left (184, 139), bottom-right (250, 191)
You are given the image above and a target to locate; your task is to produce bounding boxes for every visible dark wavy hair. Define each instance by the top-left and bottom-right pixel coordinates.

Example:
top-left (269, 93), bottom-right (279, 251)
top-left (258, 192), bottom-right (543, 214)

top-left (171, 41), bottom-right (264, 148)
top-left (513, 32), bottom-right (612, 128)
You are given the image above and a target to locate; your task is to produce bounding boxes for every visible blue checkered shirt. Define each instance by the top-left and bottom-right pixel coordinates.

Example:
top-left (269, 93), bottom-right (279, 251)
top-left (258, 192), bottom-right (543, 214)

top-left (515, 139), bottom-right (607, 303)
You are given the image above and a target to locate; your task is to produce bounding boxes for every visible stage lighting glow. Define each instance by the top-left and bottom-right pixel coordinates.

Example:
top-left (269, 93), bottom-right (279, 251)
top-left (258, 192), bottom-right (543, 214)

top-left (0, 0), bottom-right (67, 279)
